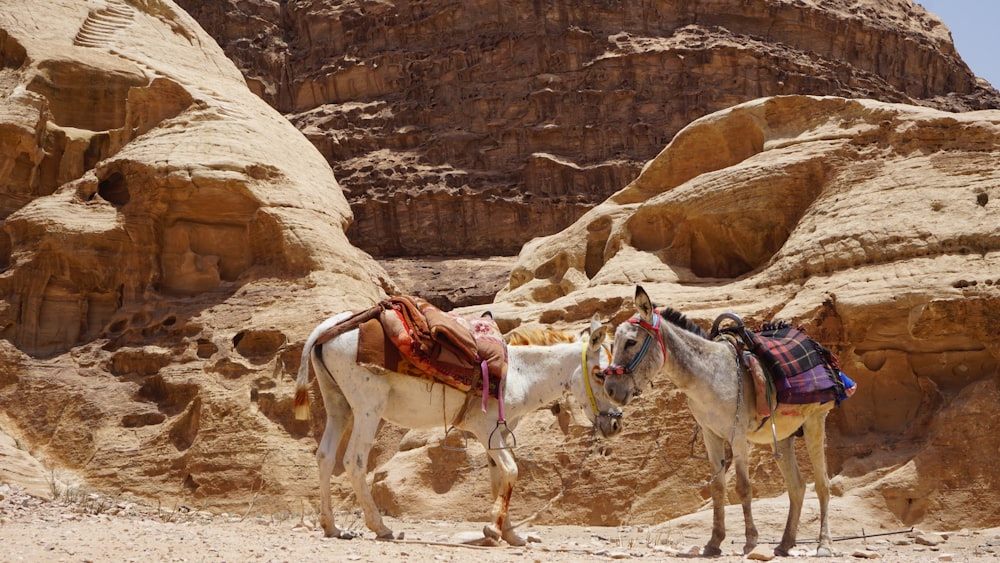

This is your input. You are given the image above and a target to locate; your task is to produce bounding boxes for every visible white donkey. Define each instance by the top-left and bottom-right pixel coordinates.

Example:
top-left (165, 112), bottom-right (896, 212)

top-left (601, 286), bottom-right (835, 557)
top-left (294, 312), bottom-right (621, 546)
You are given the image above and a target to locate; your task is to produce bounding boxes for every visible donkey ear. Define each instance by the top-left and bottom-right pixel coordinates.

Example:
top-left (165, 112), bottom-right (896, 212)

top-left (589, 313), bottom-right (601, 333)
top-left (635, 286), bottom-right (654, 322)
top-left (589, 314), bottom-right (606, 346)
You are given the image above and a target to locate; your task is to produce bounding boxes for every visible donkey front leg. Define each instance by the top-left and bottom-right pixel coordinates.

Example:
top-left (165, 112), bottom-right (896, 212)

top-left (773, 436), bottom-right (805, 556)
top-left (731, 439), bottom-right (758, 554)
top-left (481, 444), bottom-right (524, 546)
top-left (702, 431), bottom-right (728, 556)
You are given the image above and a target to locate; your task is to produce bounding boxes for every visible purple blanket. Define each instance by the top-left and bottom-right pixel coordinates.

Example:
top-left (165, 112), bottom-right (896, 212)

top-left (749, 324), bottom-right (849, 405)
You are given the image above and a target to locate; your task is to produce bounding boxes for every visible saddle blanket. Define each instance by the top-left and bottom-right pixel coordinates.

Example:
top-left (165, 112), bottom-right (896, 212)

top-left (772, 364), bottom-right (857, 405)
top-left (357, 296), bottom-right (506, 397)
top-left (748, 322), bottom-right (856, 406)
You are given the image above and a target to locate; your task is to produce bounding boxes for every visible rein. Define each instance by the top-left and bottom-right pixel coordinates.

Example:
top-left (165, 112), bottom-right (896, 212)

top-left (580, 340), bottom-right (616, 419)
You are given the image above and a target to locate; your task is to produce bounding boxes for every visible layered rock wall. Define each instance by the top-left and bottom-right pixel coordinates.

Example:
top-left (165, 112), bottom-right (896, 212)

top-left (0, 0), bottom-right (389, 513)
top-left (486, 95), bottom-right (1000, 529)
top-left (179, 0), bottom-right (1000, 257)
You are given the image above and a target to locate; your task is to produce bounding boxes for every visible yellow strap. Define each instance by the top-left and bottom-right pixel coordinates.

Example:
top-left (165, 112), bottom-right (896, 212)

top-left (581, 341), bottom-right (601, 417)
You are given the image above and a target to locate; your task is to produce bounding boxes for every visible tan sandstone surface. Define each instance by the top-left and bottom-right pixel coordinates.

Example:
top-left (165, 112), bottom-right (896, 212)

top-left (0, 0), bottom-right (392, 516)
top-left (1, 0), bottom-right (1000, 561)
top-left (482, 94), bottom-right (1000, 531)
top-left (178, 0), bottom-right (1000, 259)
top-left (3, 482), bottom-right (1000, 562)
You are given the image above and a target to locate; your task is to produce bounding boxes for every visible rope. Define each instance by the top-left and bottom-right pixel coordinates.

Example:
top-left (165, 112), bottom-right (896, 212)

top-left (511, 429), bottom-right (604, 529)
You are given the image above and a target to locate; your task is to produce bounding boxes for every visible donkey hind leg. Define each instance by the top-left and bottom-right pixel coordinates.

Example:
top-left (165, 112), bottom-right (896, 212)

top-left (317, 412), bottom-right (354, 537)
top-left (314, 354), bottom-right (355, 538)
top-left (702, 430), bottom-right (729, 556)
top-left (341, 400), bottom-right (394, 540)
top-left (731, 438), bottom-right (758, 554)
top-left (773, 435), bottom-right (805, 556)
top-left (803, 411), bottom-right (833, 556)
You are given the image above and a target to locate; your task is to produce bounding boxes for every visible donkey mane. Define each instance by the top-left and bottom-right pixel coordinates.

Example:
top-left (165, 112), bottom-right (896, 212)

top-left (657, 307), bottom-right (709, 339)
top-left (505, 328), bottom-right (579, 346)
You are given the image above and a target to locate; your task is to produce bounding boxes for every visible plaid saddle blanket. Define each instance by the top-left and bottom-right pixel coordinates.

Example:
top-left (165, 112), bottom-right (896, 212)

top-left (747, 322), bottom-right (855, 405)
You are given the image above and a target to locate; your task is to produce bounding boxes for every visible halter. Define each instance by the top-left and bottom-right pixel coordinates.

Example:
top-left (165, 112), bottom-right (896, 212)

top-left (603, 312), bottom-right (667, 377)
top-left (580, 340), bottom-right (614, 418)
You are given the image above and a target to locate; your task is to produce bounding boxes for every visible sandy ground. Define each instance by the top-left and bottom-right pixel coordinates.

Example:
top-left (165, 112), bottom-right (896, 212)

top-left (2, 483), bottom-right (998, 563)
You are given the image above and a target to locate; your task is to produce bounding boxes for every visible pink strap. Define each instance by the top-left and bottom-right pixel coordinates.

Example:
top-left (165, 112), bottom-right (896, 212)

top-left (481, 359), bottom-right (489, 413)
top-left (497, 366), bottom-right (505, 422)
top-left (479, 359), bottom-right (505, 422)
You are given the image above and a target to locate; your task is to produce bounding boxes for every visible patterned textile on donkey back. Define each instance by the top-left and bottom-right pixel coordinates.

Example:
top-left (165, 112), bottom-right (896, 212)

top-left (357, 295), bottom-right (507, 397)
top-left (746, 322), bottom-right (854, 405)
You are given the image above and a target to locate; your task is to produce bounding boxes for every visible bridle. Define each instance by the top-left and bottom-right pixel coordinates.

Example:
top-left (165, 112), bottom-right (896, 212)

top-left (603, 311), bottom-right (667, 378)
top-left (580, 340), bottom-right (621, 421)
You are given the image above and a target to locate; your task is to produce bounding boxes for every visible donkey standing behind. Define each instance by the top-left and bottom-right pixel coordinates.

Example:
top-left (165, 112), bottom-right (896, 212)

top-left (294, 313), bottom-right (622, 546)
top-left (602, 286), bottom-right (836, 557)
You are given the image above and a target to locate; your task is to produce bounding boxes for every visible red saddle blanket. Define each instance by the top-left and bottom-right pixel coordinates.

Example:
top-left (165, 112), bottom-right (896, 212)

top-left (357, 296), bottom-right (507, 396)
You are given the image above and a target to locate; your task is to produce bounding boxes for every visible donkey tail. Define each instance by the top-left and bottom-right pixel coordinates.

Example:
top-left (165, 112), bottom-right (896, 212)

top-left (293, 342), bottom-right (315, 421)
top-left (293, 314), bottom-right (351, 421)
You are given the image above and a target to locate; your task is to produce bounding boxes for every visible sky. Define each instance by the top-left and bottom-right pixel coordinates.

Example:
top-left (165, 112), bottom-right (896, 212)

top-left (916, 1), bottom-right (1000, 88)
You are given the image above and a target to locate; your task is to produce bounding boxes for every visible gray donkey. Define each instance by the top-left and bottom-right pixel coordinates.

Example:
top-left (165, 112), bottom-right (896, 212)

top-left (602, 286), bottom-right (836, 557)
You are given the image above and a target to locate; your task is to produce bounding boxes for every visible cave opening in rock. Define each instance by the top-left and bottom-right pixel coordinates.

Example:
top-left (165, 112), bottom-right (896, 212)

top-left (98, 172), bottom-right (130, 206)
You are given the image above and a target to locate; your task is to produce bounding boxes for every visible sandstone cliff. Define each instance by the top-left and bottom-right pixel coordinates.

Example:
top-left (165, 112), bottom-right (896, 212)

top-left (1, 0), bottom-right (999, 539)
top-left (0, 0), bottom-right (390, 512)
top-left (482, 95), bottom-right (1000, 529)
top-left (178, 0), bottom-right (1000, 259)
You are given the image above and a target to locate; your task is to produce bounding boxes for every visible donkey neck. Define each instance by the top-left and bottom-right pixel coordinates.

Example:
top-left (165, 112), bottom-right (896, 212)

top-left (658, 319), bottom-right (730, 394)
top-left (503, 342), bottom-right (581, 417)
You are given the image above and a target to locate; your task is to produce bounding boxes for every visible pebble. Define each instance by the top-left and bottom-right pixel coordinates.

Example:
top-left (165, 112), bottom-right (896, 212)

top-left (916, 532), bottom-right (946, 546)
top-left (852, 549), bottom-right (881, 558)
top-left (893, 538), bottom-right (913, 545)
top-left (746, 545), bottom-right (775, 560)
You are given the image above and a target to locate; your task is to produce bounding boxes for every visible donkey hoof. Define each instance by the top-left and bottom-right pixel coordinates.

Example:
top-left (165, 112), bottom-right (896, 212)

top-left (702, 545), bottom-right (722, 556)
top-left (375, 530), bottom-right (395, 541)
top-left (502, 530), bottom-right (527, 547)
top-left (483, 524), bottom-right (501, 541)
top-left (816, 545), bottom-right (833, 557)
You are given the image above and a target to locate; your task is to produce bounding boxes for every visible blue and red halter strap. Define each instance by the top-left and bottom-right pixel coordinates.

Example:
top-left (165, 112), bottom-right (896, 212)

top-left (603, 312), bottom-right (667, 377)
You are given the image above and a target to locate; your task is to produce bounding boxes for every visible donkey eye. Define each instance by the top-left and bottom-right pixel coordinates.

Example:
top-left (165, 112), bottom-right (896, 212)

top-left (624, 339), bottom-right (636, 349)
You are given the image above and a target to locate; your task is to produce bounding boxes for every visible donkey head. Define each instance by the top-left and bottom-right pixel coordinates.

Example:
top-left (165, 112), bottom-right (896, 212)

top-left (579, 314), bottom-right (623, 437)
top-left (602, 286), bottom-right (666, 406)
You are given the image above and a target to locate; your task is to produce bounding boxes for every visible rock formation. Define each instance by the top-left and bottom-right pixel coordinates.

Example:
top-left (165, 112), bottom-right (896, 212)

top-left (0, 0), bottom-right (391, 513)
top-left (177, 0), bottom-right (1000, 260)
top-left (1, 0), bottom-right (998, 539)
top-left (485, 95), bottom-right (1000, 529)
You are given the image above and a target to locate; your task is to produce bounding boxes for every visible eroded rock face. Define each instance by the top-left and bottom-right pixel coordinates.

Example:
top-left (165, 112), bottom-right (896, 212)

top-left (2, 0), bottom-right (999, 537)
top-left (178, 0), bottom-right (1000, 257)
top-left (488, 95), bottom-right (1000, 529)
top-left (0, 0), bottom-right (390, 513)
